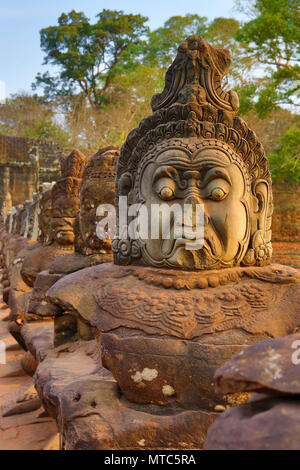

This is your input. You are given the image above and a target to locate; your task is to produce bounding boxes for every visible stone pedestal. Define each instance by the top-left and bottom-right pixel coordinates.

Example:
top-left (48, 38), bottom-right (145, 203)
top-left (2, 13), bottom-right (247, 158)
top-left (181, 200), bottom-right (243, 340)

top-left (33, 338), bottom-right (217, 449)
top-left (47, 262), bottom-right (300, 415)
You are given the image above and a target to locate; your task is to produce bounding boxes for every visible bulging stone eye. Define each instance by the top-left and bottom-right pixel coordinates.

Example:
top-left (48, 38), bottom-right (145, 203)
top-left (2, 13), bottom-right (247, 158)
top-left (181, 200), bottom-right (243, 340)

top-left (159, 186), bottom-right (174, 201)
top-left (210, 187), bottom-right (227, 201)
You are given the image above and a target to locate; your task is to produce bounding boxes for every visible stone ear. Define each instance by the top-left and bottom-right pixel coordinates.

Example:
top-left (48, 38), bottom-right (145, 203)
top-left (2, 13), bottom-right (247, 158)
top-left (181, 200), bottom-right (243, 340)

top-left (118, 172), bottom-right (133, 196)
top-left (252, 180), bottom-right (269, 234)
top-left (242, 180), bottom-right (272, 266)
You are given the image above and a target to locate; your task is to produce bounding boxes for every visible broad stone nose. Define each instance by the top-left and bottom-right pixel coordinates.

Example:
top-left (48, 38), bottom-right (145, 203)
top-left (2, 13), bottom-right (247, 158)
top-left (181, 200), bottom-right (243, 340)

top-left (183, 191), bottom-right (209, 228)
top-left (184, 190), bottom-right (203, 207)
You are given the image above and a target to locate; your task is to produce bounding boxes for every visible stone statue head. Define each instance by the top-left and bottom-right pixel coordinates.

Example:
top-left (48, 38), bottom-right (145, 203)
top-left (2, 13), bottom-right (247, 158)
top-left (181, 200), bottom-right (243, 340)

top-left (1, 192), bottom-right (12, 220)
top-left (113, 36), bottom-right (272, 270)
top-left (9, 207), bottom-right (16, 233)
top-left (14, 204), bottom-right (24, 235)
top-left (77, 146), bottom-right (119, 255)
top-left (29, 192), bottom-right (39, 240)
top-left (22, 200), bottom-right (32, 238)
top-left (4, 212), bottom-right (10, 232)
top-left (38, 183), bottom-right (54, 244)
top-left (50, 150), bottom-right (88, 247)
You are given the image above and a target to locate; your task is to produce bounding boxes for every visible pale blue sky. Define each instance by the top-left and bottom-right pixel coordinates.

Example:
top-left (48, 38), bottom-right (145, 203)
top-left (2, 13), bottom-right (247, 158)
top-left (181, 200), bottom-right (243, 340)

top-left (0, 0), bottom-right (240, 97)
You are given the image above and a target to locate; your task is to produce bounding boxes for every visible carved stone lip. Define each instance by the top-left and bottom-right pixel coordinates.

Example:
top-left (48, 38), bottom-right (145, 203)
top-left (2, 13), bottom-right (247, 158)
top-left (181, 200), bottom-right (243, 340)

top-left (178, 224), bottom-right (203, 240)
top-left (175, 234), bottom-right (201, 241)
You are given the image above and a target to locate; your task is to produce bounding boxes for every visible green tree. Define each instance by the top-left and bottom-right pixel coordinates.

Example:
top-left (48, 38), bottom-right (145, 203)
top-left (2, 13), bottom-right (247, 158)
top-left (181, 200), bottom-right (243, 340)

top-left (29, 8), bottom-right (299, 155)
top-left (0, 93), bottom-right (72, 149)
top-left (0, 93), bottom-right (52, 136)
top-left (235, 0), bottom-right (300, 117)
top-left (33, 9), bottom-right (149, 109)
top-left (22, 118), bottom-right (71, 149)
top-left (62, 63), bottom-right (164, 153)
top-left (144, 14), bottom-right (208, 68)
top-left (141, 16), bottom-right (255, 93)
top-left (205, 17), bottom-right (255, 91)
top-left (268, 128), bottom-right (300, 182)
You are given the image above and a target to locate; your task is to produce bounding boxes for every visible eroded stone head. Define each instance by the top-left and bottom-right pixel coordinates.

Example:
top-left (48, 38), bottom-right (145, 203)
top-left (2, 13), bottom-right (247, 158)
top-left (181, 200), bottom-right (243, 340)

top-left (25, 192), bottom-right (40, 240)
top-left (4, 212), bottom-right (10, 232)
top-left (38, 183), bottom-right (54, 244)
top-left (114, 35), bottom-right (272, 270)
top-left (51, 150), bottom-right (88, 248)
top-left (77, 146), bottom-right (119, 255)
top-left (14, 204), bottom-right (24, 235)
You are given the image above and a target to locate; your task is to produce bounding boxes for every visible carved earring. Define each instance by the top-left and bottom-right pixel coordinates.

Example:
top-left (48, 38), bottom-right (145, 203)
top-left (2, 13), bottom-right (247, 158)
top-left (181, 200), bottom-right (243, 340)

top-left (243, 181), bottom-right (272, 267)
top-left (113, 172), bottom-right (141, 265)
top-left (112, 238), bottom-right (141, 265)
top-left (243, 230), bottom-right (272, 266)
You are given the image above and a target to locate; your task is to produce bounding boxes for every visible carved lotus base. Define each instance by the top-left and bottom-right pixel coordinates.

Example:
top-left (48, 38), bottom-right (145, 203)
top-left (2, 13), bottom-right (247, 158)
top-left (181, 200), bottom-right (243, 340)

top-left (26, 271), bottom-right (63, 320)
top-left (27, 253), bottom-right (112, 321)
top-left (21, 243), bottom-right (73, 288)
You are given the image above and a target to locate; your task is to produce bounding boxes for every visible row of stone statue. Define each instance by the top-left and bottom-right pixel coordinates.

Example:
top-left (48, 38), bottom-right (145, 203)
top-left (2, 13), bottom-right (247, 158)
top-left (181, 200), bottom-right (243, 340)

top-left (0, 35), bottom-right (300, 449)
top-left (0, 145), bottom-right (119, 339)
top-left (3, 190), bottom-right (41, 241)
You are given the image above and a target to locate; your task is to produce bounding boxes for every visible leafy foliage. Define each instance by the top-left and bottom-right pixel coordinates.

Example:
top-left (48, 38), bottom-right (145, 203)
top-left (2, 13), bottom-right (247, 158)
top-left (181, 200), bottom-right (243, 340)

top-left (22, 118), bottom-right (71, 148)
top-left (268, 128), bottom-right (300, 182)
top-left (0, 93), bottom-right (70, 149)
top-left (33, 9), bottom-right (149, 109)
top-left (2, 5), bottom-right (297, 181)
top-left (143, 14), bottom-right (208, 68)
top-left (236, 0), bottom-right (300, 115)
top-left (0, 94), bottom-right (52, 136)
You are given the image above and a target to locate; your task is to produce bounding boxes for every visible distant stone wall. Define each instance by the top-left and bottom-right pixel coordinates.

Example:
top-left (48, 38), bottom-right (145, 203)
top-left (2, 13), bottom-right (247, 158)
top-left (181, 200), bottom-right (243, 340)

top-left (272, 182), bottom-right (300, 242)
top-left (0, 134), bottom-right (63, 208)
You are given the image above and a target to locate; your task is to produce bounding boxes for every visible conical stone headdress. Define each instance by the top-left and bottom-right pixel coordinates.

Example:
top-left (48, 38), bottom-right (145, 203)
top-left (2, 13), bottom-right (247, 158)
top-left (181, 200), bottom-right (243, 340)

top-left (118, 36), bottom-right (270, 186)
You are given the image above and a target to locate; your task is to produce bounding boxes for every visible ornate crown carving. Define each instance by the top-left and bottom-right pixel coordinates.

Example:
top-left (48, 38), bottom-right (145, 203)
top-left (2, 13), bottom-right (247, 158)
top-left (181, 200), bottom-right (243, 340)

top-left (117, 35), bottom-right (271, 189)
top-left (81, 146), bottom-right (120, 183)
top-left (60, 149), bottom-right (88, 179)
top-left (51, 177), bottom-right (82, 204)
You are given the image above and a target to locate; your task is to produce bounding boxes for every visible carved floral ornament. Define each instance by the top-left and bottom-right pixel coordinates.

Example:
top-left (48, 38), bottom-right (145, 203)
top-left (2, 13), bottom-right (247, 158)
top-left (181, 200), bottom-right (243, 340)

top-left (113, 36), bottom-right (272, 269)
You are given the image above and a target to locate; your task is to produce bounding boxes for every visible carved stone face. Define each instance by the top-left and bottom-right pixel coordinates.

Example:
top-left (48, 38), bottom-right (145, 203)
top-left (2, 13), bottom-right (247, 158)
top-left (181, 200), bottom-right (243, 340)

top-left (51, 197), bottom-right (78, 246)
top-left (135, 140), bottom-right (250, 269)
top-left (15, 205), bottom-right (24, 234)
top-left (39, 192), bottom-right (52, 243)
top-left (79, 182), bottom-right (114, 252)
